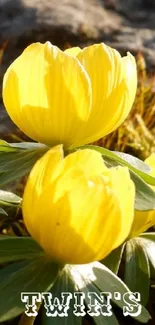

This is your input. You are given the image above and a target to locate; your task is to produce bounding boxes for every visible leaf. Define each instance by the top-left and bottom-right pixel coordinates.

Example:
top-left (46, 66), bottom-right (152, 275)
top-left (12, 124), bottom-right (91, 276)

top-left (0, 207), bottom-right (8, 216)
top-left (131, 170), bottom-right (155, 211)
top-left (0, 256), bottom-right (60, 322)
top-left (124, 239), bottom-right (150, 305)
top-left (101, 154), bottom-right (155, 211)
top-left (74, 146), bottom-right (155, 186)
top-left (103, 155), bottom-right (155, 211)
top-left (0, 141), bottom-right (19, 152)
top-left (0, 141), bottom-right (48, 185)
top-left (78, 280), bottom-right (119, 325)
top-left (101, 244), bottom-right (125, 274)
top-left (42, 266), bottom-right (82, 325)
top-left (70, 262), bottom-right (151, 323)
top-left (140, 232), bottom-right (155, 242)
top-left (114, 151), bottom-right (155, 185)
top-left (138, 236), bottom-right (155, 280)
top-left (72, 145), bottom-right (155, 211)
top-left (0, 236), bottom-right (44, 263)
top-left (103, 156), bottom-right (155, 211)
top-left (0, 190), bottom-right (21, 206)
top-left (10, 142), bottom-right (47, 150)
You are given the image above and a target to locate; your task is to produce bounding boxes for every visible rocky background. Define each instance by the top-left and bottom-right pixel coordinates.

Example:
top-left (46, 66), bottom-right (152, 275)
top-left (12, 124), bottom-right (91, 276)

top-left (0, 0), bottom-right (155, 136)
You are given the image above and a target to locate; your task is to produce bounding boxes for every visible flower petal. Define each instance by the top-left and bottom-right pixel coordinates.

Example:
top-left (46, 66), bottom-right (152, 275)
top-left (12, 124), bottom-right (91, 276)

top-left (23, 147), bottom-right (135, 264)
top-left (59, 148), bottom-right (108, 179)
top-left (23, 160), bottom-right (123, 264)
top-left (108, 166), bottom-right (135, 246)
top-left (130, 210), bottom-right (155, 238)
top-left (64, 47), bottom-right (82, 56)
top-left (3, 42), bottom-right (92, 147)
top-left (72, 43), bottom-right (137, 146)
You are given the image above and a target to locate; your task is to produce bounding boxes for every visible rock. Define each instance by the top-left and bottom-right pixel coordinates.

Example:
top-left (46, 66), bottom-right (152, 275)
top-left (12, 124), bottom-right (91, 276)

top-left (0, 0), bottom-right (119, 55)
top-left (0, 0), bottom-right (155, 137)
top-left (0, 0), bottom-right (155, 70)
top-left (117, 0), bottom-right (155, 15)
top-left (0, 0), bottom-right (121, 83)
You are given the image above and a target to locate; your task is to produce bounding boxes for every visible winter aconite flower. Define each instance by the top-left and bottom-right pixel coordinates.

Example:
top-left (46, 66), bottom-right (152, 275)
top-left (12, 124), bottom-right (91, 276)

top-left (3, 42), bottom-right (137, 148)
top-left (130, 153), bottom-right (155, 238)
top-left (22, 145), bottom-right (135, 264)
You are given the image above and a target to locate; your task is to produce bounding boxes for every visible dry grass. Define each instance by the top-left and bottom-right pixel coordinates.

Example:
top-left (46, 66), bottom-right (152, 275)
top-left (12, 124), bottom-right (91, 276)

top-left (94, 52), bottom-right (155, 159)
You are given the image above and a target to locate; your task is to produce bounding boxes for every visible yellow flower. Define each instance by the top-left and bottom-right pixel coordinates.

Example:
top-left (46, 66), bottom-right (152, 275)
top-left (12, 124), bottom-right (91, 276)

top-left (130, 153), bottom-right (155, 238)
top-left (22, 145), bottom-right (135, 264)
top-left (3, 42), bottom-right (137, 148)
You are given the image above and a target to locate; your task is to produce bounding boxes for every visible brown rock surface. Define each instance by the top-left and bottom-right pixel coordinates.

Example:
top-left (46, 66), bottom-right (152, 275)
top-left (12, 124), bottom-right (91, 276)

top-left (0, 0), bottom-right (154, 69)
top-left (0, 0), bottom-right (155, 136)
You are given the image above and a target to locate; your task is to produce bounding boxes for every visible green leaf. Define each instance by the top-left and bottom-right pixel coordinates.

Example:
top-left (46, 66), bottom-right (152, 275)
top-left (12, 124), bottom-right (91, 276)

top-left (42, 266), bottom-right (82, 325)
top-left (72, 145), bottom-right (155, 211)
top-left (78, 280), bottom-right (119, 325)
top-left (10, 142), bottom-right (47, 150)
top-left (100, 154), bottom-right (155, 211)
top-left (92, 316), bottom-right (118, 325)
top-left (124, 238), bottom-right (150, 305)
top-left (102, 155), bottom-right (155, 211)
top-left (124, 239), bottom-right (150, 305)
top-left (0, 141), bottom-right (48, 185)
top-left (138, 236), bottom-right (155, 280)
top-left (140, 232), bottom-right (155, 242)
top-left (0, 190), bottom-right (21, 206)
top-left (0, 140), bottom-right (19, 152)
top-left (131, 170), bottom-right (155, 211)
top-left (114, 151), bottom-right (155, 185)
top-left (0, 256), bottom-right (60, 322)
top-left (0, 207), bottom-right (8, 216)
top-left (101, 244), bottom-right (125, 274)
top-left (74, 146), bottom-right (155, 186)
top-left (0, 236), bottom-right (44, 263)
top-left (70, 262), bottom-right (151, 323)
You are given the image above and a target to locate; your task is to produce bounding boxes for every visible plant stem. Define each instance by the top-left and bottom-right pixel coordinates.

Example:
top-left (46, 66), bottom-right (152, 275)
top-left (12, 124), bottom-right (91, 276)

top-left (18, 313), bottom-right (36, 325)
top-left (18, 300), bottom-right (42, 325)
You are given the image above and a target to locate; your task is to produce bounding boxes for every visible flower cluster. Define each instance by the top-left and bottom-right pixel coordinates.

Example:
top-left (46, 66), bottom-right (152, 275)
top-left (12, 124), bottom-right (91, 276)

top-left (3, 41), bottom-right (154, 264)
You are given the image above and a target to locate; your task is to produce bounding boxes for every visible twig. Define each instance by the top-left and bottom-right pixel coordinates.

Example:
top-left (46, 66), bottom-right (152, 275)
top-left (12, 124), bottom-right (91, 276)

top-left (18, 302), bottom-right (42, 325)
top-left (18, 313), bottom-right (36, 325)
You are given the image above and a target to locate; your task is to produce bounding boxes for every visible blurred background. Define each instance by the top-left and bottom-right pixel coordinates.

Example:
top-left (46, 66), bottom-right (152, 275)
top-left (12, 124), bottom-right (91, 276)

top-left (0, 0), bottom-right (155, 159)
top-left (0, 3), bottom-right (155, 325)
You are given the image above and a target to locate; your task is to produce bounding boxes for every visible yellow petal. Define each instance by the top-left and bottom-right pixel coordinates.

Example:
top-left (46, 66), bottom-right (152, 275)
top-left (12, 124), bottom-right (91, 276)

top-left (108, 166), bottom-right (135, 247)
top-left (22, 145), bottom-right (64, 239)
top-left (58, 148), bottom-right (108, 179)
top-left (130, 210), bottom-right (155, 238)
top-left (23, 165), bottom-right (122, 264)
top-left (64, 47), bottom-right (82, 56)
top-left (22, 147), bottom-right (135, 264)
top-left (3, 42), bottom-right (91, 147)
top-left (71, 43), bottom-right (137, 146)
top-left (32, 172), bottom-right (124, 263)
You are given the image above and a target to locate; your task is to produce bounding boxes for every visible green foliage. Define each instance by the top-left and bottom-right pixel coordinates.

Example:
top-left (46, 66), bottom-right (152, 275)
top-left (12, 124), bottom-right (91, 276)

top-left (69, 262), bottom-right (150, 323)
top-left (124, 239), bottom-right (150, 306)
top-left (0, 236), bottom-right (44, 263)
top-left (0, 141), bottom-right (48, 186)
top-left (74, 145), bottom-right (155, 210)
top-left (0, 140), bottom-right (154, 324)
top-left (101, 245), bottom-right (125, 275)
